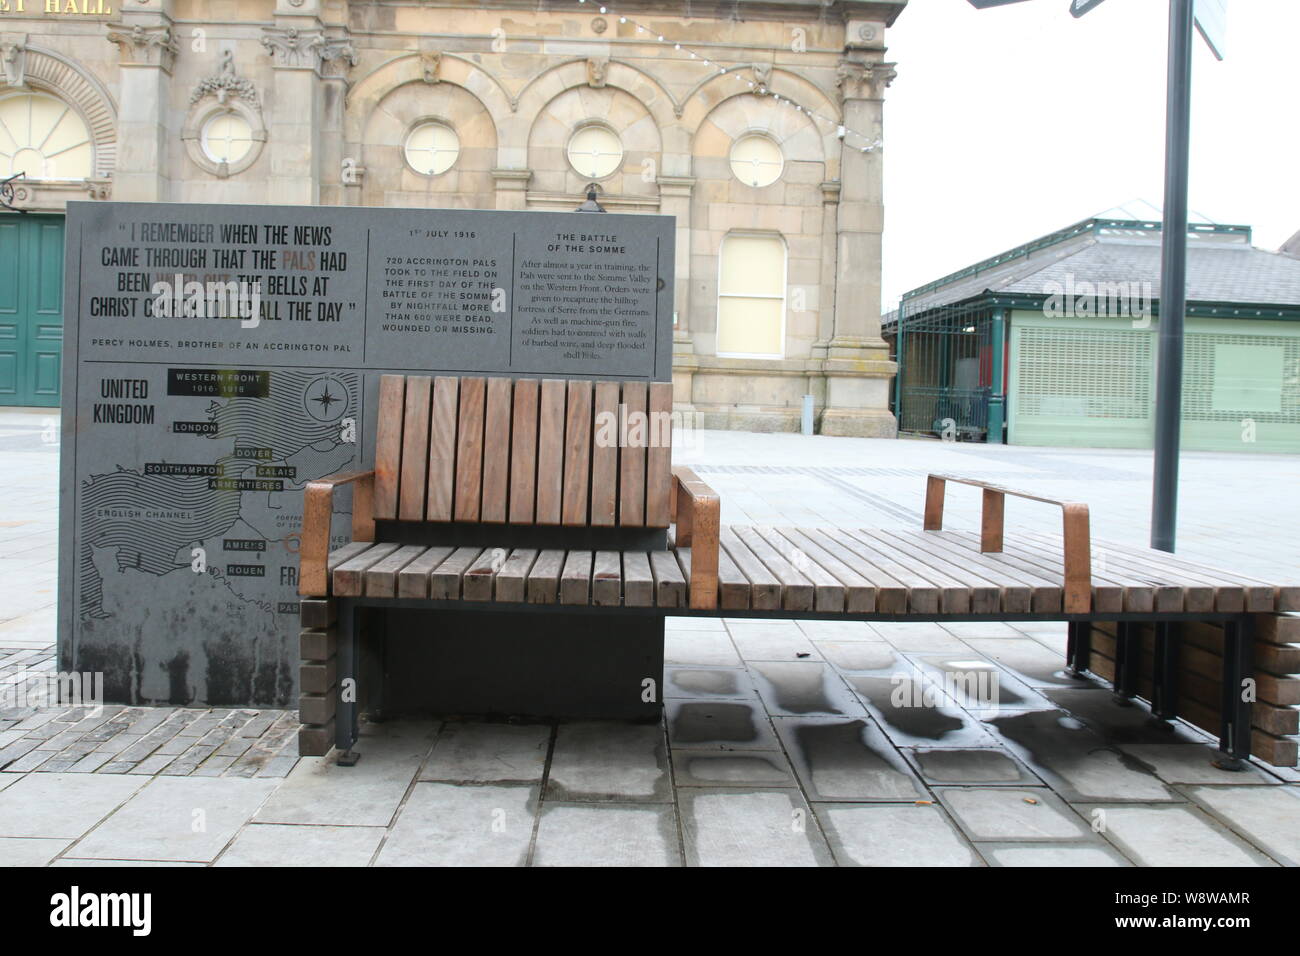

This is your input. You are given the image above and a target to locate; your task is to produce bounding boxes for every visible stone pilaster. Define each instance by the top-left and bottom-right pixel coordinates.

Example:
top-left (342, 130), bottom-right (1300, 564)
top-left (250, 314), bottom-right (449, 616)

top-left (491, 168), bottom-right (531, 210)
top-left (261, 0), bottom-right (354, 206)
top-left (105, 3), bottom-right (177, 202)
top-left (659, 175), bottom-right (697, 413)
top-left (821, 46), bottom-right (898, 438)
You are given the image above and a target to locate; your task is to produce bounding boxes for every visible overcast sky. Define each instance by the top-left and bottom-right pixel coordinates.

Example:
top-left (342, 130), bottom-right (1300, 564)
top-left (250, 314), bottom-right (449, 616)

top-left (881, 0), bottom-right (1298, 305)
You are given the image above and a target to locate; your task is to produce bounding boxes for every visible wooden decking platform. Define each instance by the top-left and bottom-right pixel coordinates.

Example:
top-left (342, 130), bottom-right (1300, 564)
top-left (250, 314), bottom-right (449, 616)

top-left (321, 526), bottom-right (1300, 617)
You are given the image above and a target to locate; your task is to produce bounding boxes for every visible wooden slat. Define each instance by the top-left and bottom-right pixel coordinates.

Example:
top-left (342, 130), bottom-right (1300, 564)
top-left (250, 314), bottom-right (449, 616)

top-left (714, 544), bottom-right (753, 611)
top-left (536, 380), bottom-right (566, 525)
top-left (890, 530), bottom-right (1030, 614)
top-left (396, 545), bottom-right (455, 599)
top-left (562, 380), bottom-right (593, 526)
top-left (622, 551), bottom-right (654, 607)
top-left (454, 377), bottom-right (486, 522)
top-left (974, 532), bottom-right (1154, 613)
top-left (938, 531), bottom-right (1122, 613)
top-left (463, 547), bottom-right (508, 601)
top-left (776, 528), bottom-right (876, 613)
top-left (426, 376), bottom-right (459, 522)
top-left (921, 530), bottom-right (1062, 613)
top-left (363, 544), bottom-right (428, 598)
top-left (332, 543), bottom-right (401, 597)
top-left (719, 528), bottom-right (781, 611)
top-left (645, 382), bottom-right (673, 528)
top-left (508, 379), bottom-right (539, 524)
top-left (855, 529), bottom-right (1003, 614)
top-left (618, 381), bottom-right (647, 526)
top-left (795, 528), bottom-right (905, 615)
top-left (560, 550), bottom-right (594, 605)
top-left (590, 382), bottom-right (620, 527)
top-left (495, 548), bottom-right (539, 603)
top-left (481, 377), bottom-right (512, 523)
top-left (650, 549), bottom-right (686, 608)
top-left (754, 526), bottom-right (845, 612)
top-left (527, 548), bottom-right (565, 604)
top-left (593, 551), bottom-right (622, 606)
top-left (1257, 614), bottom-right (1300, 646)
top-left (732, 526), bottom-right (813, 612)
top-left (373, 375), bottom-right (406, 520)
top-left (327, 542), bottom-right (374, 574)
top-left (397, 376), bottom-right (432, 521)
top-left (821, 528), bottom-right (941, 614)
top-left (430, 547), bottom-right (483, 600)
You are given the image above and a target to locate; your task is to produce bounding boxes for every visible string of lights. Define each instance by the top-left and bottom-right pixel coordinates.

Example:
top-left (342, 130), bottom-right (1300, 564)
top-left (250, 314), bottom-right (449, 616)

top-left (573, 0), bottom-right (884, 153)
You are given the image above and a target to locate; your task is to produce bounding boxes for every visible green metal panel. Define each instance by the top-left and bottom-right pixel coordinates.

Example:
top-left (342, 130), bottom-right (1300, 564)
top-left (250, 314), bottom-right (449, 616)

top-left (1007, 310), bottom-right (1300, 453)
top-left (0, 214), bottom-right (65, 407)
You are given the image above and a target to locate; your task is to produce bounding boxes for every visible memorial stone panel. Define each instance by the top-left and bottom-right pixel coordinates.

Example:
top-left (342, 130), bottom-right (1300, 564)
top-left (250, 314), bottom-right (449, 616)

top-left (57, 201), bottom-right (674, 707)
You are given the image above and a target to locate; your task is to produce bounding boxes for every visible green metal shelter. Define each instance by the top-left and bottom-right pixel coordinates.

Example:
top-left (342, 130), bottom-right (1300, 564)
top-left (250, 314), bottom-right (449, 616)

top-left (884, 217), bottom-right (1300, 454)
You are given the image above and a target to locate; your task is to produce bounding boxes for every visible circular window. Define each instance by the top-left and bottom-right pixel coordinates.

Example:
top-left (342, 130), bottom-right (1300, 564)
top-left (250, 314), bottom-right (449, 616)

top-left (730, 134), bottom-right (784, 188)
top-left (404, 122), bottom-right (460, 176)
top-left (202, 112), bottom-right (254, 166)
top-left (0, 92), bottom-right (93, 180)
top-left (567, 125), bottom-right (623, 180)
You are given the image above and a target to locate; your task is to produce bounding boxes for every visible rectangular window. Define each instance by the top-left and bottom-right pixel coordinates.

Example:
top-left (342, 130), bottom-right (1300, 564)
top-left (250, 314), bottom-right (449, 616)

top-left (716, 233), bottom-right (786, 358)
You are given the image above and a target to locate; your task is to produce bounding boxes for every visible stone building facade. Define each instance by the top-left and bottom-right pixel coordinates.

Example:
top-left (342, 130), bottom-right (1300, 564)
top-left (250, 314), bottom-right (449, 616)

top-left (1, 0), bottom-right (904, 434)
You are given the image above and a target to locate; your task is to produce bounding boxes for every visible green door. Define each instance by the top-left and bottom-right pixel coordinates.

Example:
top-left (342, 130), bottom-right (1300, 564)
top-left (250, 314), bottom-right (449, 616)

top-left (0, 214), bottom-right (65, 407)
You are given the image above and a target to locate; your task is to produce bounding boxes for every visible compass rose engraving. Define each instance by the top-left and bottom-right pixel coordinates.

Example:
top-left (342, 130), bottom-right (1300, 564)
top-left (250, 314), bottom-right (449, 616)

top-left (304, 375), bottom-right (348, 423)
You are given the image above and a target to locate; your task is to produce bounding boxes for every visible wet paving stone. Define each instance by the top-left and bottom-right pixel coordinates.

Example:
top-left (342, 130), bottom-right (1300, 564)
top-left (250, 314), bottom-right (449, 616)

top-left (962, 638), bottom-right (1094, 688)
top-left (1043, 688), bottom-right (1203, 745)
top-left (912, 654), bottom-right (1054, 713)
top-left (907, 748), bottom-right (1038, 786)
top-left (813, 642), bottom-right (899, 673)
top-left (773, 716), bottom-right (926, 802)
top-left (847, 673), bottom-right (998, 748)
top-left (984, 709), bottom-right (1178, 803)
top-left (666, 700), bottom-right (781, 752)
top-left (664, 666), bottom-right (756, 700)
top-left (673, 751), bottom-right (797, 788)
top-left (749, 660), bottom-right (866, 718)
top-left (545, 722), bottom-right (671, 803)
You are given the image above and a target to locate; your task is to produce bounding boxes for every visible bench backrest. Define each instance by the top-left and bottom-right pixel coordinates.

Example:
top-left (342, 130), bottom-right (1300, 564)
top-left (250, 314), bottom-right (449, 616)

top-left (371, 374), bottom-right (674, 529)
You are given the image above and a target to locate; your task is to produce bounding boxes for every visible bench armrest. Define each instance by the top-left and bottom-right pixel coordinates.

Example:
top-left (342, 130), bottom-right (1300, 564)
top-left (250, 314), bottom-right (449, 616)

top-left (924, 473), bottom-right (1092, 614)
top-left (672, 465), bottom-right (720, 610)
top-left (299, 469), bottom-right (376, 597)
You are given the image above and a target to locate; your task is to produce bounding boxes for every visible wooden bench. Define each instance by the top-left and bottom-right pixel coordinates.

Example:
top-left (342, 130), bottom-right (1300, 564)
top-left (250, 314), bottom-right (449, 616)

top-left (296, 381), bottom-right (1300, 770)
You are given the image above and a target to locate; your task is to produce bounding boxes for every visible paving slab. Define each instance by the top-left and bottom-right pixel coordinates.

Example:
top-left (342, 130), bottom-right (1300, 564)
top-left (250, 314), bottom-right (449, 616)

top-left (376, 783), bottom-right (536, 867)
top-left (0, 836), bottom-right (71, 866)
top-left (773, 716), bottom-right (926, 802)
top-left (962, 638), bottom-right (1094, 688)
top-left (532, 804), bottom-right (680, 867)
top-left (848, 673), bottom-right (998, 748)
top-left (664, 666), bottom-right (756, 700)
top-left (673, 751), bottom-right (798, 788)
top-left (680, 789), bottom-right (833, 867)
top-left (419, 721), bottom-right (550, 784)
top-left (726, 621), bottom-right (823, 662)
top-left (913, 653), bottom-right (1054, 713)
top-left (978, 842), bottom-right (1131, 867)
top-left (663, 629), bottom-right (741, 667)
top-left (814, 642), bottom-right (899, 672)
top-left (1043, 688), bottom-right (1202, 745)
top-left (796, 620), bottom-right (883, 641)
top-left (984, 709), bottom-right (1177, 802)
top-left (1184, 786), bottom-right (1300, 866)
top-left (666, 700), bottom-right (780, 752)
top-left (1119, 744), bottom-right (1272, 786)
top-left (819, 804), bottom-right (979, 867)
top-left (215, 823), bottom-right (386, 867)
top-left (71, 776), bottom-right (278, 862)
top-left (0, 772), bottom-right (144, 838)
top-left (906, 747), bottom-right (1039, 786)
top-left (256, 725), bottom-right (433, 827)
top-left (749, 660), bottom-right (867, 718)
top-left (546, 722), bottom-right (671, 803)
top-left (937, 787), bottom-right (1090, 842)
top-left (1078, 803), bottom-right (1278, 867)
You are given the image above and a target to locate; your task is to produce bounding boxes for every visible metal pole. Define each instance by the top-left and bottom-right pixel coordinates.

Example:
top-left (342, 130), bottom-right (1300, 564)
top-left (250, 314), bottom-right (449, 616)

top-left (1151, 0), bottom-right (1195, 553)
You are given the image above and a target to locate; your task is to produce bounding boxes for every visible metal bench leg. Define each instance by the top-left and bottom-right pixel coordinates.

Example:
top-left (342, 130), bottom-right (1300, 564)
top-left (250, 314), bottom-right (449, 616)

top-left (1065, 621), bottom-right (1091, 678)
top-left (336, 599), bottom-right (361, 766)
top-left (1214, 616), bottom-right (1254, 771)
top-left (1149, 621), bottom-right (1180, 730)
top-left (1112, 622), bottom-right (1140, 706)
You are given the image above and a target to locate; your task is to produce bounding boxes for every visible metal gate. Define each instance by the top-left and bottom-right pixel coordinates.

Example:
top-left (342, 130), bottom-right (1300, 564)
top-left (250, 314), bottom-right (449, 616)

top-left (886, 299), bottom-right (993, 440)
